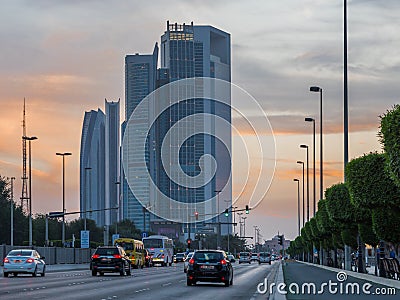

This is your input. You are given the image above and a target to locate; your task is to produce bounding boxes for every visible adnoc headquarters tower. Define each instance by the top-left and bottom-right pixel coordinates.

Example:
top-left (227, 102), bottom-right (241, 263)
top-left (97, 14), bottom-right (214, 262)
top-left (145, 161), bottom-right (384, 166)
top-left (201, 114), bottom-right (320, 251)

top-left (123, 21), bottom-right (231, 238)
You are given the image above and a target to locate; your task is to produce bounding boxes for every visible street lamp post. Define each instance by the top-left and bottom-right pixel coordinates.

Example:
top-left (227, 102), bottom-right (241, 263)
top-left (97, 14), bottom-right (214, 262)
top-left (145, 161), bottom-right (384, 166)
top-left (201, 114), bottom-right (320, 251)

top-left (84, 167), bottom-right (92, 231)
top-left (23, 136), bottom-right (37, 247)
top-left (214, 190), bottom-right (221, 249)
top-left (56, 152), bottom-right (72, 246)
top-left (305, 117), bottom-right (316, 216)
top-left (242, 216), bottom-right (247, 238)
top-left (237, 212), bottom-right (243, 237)
top-left (115, 181), bottom-right (121, 235)
top-left (293, 179), bottom-right (300, 236)
top-left (297, 161), bottom-right (305, 227)
top-left (10, 176), bottom-right (16, 246)
top-left (310, 86), bottom-right (323, 201)
top-left (300, 145), bottom-right (309, 222)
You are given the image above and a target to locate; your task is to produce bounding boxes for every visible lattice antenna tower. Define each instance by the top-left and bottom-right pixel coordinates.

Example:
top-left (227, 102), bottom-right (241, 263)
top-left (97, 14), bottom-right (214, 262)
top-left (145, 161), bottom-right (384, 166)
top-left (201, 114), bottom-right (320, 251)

top-left (20, 98), bottom-right (29, 213)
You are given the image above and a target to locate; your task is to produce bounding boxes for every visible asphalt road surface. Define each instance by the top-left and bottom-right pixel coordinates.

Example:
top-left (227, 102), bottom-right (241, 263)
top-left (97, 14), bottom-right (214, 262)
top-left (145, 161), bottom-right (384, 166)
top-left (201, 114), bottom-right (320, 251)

top-left (0, 261), bottom-right (277, 300)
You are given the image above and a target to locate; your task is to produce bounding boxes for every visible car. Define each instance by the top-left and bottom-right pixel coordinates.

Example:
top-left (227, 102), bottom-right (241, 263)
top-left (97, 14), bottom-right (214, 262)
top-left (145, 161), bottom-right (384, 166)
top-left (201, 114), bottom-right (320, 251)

top-left (227, 254), bottom-right (236, 263)
top-left (90, 246), bottom-right (131, 276)
top-left (238, 252), bottom-right (251, 264)
top-left (144, 249), bottom-right (153, 267)
top-left (174, 252), bottom-right (186, 263)
top-left (251, 252), bottom-right (259, 262)
top-left (3, 249), bottom-right (46, 277)
top-left (187, 250), bottom-right (233, 287)
top-left (183, 252), bottom-right (194, 273)
top-left (258, 252), bottom-right (271, 264)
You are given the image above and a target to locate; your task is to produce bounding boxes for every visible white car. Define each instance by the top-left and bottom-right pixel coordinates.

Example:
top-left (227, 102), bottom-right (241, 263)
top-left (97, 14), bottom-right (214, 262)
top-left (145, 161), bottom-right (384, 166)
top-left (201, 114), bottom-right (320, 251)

top-left (238, 252), bottom-right (251, 264)
top-left (183, 252), bottom-right (194, 273)
top-left (3, 249), bottom-right (46, 277)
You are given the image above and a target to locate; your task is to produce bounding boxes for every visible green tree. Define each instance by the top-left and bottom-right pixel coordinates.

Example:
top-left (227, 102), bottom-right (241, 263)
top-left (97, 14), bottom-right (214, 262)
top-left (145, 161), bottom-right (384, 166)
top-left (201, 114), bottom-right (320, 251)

top-left (379, 104), bottom-right (400, 188)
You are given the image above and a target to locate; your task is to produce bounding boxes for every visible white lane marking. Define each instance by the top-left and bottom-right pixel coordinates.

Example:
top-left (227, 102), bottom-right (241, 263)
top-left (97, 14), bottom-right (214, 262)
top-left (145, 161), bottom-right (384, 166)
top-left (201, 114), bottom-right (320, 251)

top-left (162, 282), bottom-right (172, 286)
top-left (134, 288), bottom-right (150, 293)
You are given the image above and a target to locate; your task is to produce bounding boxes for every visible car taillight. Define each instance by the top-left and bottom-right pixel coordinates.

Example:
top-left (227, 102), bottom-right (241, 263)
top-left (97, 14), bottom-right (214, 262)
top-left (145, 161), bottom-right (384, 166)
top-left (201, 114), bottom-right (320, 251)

top-left (92, 254), bottom-right (100, 259)
top-left (26, 258), bottom-right (34, 263)
top-left (113, 254), bottom-right (122, 259)
top-left (146, 256), bottom-right (150, 259)
top-left (3, 258), bottom-right (9, 263)
top-left (161, 254), bottom-right (164, 258)
top-left (189, 258), bottom-right (195, 265)
top-left (220, 259), bottom-right (227, 265)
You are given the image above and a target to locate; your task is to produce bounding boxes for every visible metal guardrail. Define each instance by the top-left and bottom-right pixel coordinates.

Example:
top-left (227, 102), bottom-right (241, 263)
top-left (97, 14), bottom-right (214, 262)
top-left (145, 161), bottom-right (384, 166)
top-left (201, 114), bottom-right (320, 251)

top-left (1, 244), bottom-right (95, 265)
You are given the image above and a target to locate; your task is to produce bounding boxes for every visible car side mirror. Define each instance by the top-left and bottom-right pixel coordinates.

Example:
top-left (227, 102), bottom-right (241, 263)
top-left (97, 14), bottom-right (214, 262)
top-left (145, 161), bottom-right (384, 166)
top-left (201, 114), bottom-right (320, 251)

top-left (41, 256), bottom-right (45, 259)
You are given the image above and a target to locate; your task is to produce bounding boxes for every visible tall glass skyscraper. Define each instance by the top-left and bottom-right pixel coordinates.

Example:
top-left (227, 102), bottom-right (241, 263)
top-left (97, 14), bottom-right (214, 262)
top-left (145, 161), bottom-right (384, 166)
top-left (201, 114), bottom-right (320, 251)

top-left (123, 22), bottom-right (231, 238)
top-left (123, 44), bottom-right (158, 231)
top-left (105, 100), bottom-right (120, 227)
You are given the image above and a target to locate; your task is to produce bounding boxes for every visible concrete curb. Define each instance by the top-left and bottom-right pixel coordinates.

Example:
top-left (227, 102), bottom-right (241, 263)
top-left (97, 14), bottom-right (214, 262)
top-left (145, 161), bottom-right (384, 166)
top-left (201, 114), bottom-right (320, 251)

top-left (298, 261), bottom-right (400, 290)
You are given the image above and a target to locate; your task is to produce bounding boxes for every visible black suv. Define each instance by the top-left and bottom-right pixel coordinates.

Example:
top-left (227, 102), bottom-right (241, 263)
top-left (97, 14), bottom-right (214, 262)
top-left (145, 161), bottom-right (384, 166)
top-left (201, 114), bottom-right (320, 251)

top-left (187, 250), bottom-right (233, 287)
top-left (91, 246), bottom-right (131, 276)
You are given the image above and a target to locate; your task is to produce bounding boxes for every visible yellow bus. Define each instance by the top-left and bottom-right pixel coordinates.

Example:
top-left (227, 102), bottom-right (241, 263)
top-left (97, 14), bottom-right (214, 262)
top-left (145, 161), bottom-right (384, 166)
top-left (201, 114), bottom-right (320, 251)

top-left (114, 238), bottom-right (145, 269)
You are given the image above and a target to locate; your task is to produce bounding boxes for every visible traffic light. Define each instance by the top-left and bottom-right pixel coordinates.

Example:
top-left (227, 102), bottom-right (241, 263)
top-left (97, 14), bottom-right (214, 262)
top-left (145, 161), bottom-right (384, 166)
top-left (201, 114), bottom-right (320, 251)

top-left (245, 205), bottom-right (250, 214)
top-left (194, 211), bottom-right (199, 220)
top-left (224, 208), bottom-right (229, 217)
top-left (278, 235), bottom-right (284, 245)
top-left (187, 238), bottom-right (191, 249)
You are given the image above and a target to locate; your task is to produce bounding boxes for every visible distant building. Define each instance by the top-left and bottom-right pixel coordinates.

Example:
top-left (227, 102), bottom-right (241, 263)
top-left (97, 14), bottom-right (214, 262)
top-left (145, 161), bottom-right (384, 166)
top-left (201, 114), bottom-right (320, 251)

top-left (263, 235), bottom-right (291, 254)
top-left (80, 100), bottom-right (120, 228)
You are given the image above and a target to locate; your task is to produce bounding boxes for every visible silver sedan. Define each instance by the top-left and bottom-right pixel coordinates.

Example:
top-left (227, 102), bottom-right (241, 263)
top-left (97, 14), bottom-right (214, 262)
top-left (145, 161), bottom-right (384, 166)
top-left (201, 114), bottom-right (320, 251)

top-left (3, 249), bottom-right (46, 277)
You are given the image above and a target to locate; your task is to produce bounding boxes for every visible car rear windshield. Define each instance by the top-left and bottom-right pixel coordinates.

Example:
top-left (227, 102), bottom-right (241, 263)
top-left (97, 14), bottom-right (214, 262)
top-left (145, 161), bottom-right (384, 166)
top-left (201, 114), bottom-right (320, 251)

top-left (95, 248), bottom-right (119, 255)
top-left (260, 252), bottom-right (271, 257)
top-left (194, 252), bottom-right (223, 263)
top-left (8, 250), bottom-right (32, 256)
top-left (176, 253), bottom-right (185, 258)
top-left (240, 252), bottom-right (249, 256)
top-left (116, 242), bottom-right (134, 251)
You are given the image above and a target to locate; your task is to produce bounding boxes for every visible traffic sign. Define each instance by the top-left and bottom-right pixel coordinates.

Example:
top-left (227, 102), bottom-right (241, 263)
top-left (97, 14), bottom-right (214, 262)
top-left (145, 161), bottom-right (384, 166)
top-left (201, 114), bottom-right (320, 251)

top-left (142, 232), bottom-right (147, 238)
top-left (80, 230), bottom-right (89, 249)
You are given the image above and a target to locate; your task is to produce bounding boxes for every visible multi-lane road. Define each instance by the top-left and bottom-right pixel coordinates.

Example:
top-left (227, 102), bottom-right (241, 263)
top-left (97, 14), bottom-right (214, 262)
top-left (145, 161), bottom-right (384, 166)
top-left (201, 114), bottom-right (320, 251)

top-left (0, 262), bottom-right (277, 300)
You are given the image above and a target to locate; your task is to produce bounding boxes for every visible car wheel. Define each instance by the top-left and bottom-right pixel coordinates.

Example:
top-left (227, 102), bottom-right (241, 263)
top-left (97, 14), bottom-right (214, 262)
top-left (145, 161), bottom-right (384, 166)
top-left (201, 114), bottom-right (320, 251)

top-left (3, 272), bottom-right (8, 278)
top-left (184, 268), bottom-right (187, 273)
top-left (127, 265), bottom-right (132, 276)
top-left (239, 262), bottom-right (241, 264)
top-left (32, 267), bottom-right (37, 277)
top-left (230, 276), bottom-right (233, 286)
top-left (91, 270), bottom-right (97, 276)
top-left (41, 266), bottom-right (46, 277)
top-left (224, 279), bottom-right (230, 287)
top-left (99, 272), bottom-right (104, 276)
top-left (120, 265), bottom-right (126, 276)
top-left (13, 273), bottom-right (18, 277)
top-left (187, 279), bottom-right (193, 286)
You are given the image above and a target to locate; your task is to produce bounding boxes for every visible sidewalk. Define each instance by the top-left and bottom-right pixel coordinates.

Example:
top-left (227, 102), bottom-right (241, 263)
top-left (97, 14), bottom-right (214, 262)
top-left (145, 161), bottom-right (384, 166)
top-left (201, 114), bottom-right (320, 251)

top-left (281, 261), bottom-right (399, 299)
top-left (1, 263), bottom-right (89, 274)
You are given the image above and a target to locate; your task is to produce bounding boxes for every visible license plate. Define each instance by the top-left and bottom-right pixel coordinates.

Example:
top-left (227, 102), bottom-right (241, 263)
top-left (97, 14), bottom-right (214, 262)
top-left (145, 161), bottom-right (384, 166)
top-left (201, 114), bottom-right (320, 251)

top-left (200, 265), bottom-right (214, 270)
top-left (14, 260), bottom-right (22, 263)
top-left (101, 258), bottom-right (110, 262)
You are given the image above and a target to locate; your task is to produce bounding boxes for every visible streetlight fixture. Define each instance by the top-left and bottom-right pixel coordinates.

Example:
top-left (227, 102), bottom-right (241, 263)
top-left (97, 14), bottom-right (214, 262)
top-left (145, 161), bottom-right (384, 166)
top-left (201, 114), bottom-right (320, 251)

top-left (300, 144), bottom-right (309, 222)
top-left (23, 136), bottom-right (37, 247)
top-left (293, 179), bottom-right (300, 236)
top-left (305, 117), bottom-right (316, 217)
top-left (10, 177), bottom-right (16, 246)
top-left (242, 216), bottom-right (247, 238)
top-left (296, 161), bottom-right (305, 227)
top-left (56, 152), bottom-right (72, 246)
top-left (310, 86), bottom-right (323, 202)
